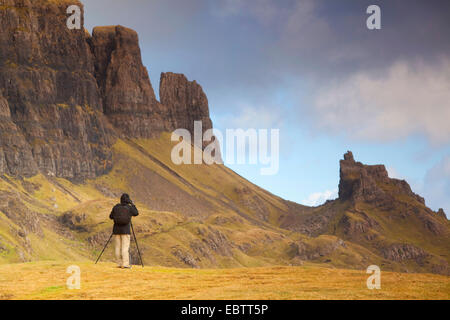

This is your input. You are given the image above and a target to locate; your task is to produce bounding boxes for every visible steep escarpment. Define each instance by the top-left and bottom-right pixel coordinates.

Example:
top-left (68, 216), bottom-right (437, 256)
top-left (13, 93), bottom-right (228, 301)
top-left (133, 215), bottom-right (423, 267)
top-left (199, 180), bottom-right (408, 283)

top-left (0, 0), bottom-right (115, 180)
top-left (337, 151), bottom-right (446, 236)
top-left (0, 93), bottom-right (38, 176)
top-left (90, 25), bottom-right (176, 138)
top-left (0, 0), bottom-right (217, 180)
top-left (160, 72), bottom-right (213, 143)
top-left (89, 26), bottom-right (214, 141)
top-left (338, 151), bottom-right (425, 206)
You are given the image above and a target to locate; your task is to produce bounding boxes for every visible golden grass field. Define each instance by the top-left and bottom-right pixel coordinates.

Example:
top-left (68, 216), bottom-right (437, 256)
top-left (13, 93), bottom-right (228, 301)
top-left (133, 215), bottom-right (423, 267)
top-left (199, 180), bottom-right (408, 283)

top-left (0, 261), bottom-right (448, 300)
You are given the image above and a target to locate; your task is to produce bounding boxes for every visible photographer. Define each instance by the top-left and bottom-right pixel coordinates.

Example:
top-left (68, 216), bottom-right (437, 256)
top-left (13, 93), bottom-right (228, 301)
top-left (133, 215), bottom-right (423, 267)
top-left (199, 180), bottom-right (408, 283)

top-left (109, 193), bottom-right (139, 268)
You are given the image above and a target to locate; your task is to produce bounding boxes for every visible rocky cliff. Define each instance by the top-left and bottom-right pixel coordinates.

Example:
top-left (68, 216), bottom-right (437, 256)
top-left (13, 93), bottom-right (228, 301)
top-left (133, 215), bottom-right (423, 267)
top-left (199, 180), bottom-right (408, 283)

top-left (90, 25), bottom-right (175, 138)
top-left (280, 151), bottom-right (449, 274)
top-left (0, 0), bottom-right (115, 180)
top-left (160, 72), bottom-right (213, 143)
top-left (339, 151), bottom-right (425, 206)
top-left (0, 0), bottom-right (215, 180)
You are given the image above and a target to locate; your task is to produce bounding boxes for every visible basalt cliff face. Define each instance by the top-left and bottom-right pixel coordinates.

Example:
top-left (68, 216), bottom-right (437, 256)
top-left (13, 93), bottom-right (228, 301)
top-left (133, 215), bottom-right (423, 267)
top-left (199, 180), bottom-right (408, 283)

top-left (0, 0), bottom-right (213, 180)
top-left (0, 0), bottom-right (448, 275)
top-left (91, 25), bottom-right (173, 138)
top-left (0, 0), bottom-right (114, 180)
top-left (160, 72), bottom-right (213, 139)
top-left (338, 151), bottom-right (425, 206)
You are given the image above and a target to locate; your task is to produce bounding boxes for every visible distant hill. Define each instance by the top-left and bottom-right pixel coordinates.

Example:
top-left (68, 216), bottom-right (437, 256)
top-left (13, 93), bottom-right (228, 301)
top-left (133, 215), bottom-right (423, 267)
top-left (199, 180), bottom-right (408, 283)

top-left (0, 0), bottom-right (448, 275)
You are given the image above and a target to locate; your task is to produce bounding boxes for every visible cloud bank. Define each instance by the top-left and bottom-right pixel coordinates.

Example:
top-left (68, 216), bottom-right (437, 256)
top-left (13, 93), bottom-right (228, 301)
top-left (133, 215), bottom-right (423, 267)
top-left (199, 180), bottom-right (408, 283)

top-left (301, 188), bottom-right (338, 207)
top-left (312, 59), bottom-right (450, 144)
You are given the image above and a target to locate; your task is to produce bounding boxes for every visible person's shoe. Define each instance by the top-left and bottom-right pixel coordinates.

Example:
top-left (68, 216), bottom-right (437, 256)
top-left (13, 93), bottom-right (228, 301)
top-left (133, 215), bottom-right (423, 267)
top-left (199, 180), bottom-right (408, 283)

top-left (117, 266), bottom-right (123, 268)
top-left (123, 265), bottom-right (131, 269)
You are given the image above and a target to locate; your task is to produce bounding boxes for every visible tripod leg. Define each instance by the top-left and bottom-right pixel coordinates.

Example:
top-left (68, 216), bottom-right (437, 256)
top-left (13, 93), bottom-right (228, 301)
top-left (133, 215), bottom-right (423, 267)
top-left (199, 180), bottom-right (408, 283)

top-left (95, 232), bottom-right (113, 264)
top-left (130, 222), bottom-right (144, 267)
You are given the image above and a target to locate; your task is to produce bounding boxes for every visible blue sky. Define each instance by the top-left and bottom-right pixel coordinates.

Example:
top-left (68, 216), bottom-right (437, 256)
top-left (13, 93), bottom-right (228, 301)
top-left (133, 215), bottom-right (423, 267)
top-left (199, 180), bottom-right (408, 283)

top-left (83, 0), bottom-right (450, 214)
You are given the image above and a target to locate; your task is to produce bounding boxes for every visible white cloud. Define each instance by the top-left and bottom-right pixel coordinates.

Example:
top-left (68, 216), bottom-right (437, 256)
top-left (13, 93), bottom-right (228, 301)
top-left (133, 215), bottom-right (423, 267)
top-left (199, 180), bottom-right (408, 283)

top-left (301, 188), bottom-right (338, 207)
top-left (312, 59), bottom-right (450, 144)
top-left (387, 167), bottom-right (404, 180)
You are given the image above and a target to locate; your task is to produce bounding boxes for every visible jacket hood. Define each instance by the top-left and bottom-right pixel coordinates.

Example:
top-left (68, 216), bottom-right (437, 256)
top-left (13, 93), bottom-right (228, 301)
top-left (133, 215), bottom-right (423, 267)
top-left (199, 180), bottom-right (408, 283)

top-left (120, 193), bottom-right (131, 205)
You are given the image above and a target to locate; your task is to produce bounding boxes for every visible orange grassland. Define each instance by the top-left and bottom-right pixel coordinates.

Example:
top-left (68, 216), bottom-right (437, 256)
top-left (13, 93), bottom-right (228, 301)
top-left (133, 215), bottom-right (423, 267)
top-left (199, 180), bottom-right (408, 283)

top-left (0, 261), bottom-right (448, 300)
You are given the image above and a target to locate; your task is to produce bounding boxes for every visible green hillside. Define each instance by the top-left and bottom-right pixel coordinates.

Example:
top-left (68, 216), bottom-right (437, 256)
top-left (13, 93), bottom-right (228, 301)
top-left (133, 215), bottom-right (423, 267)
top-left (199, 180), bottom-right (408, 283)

top-left (0, 133), bottom-right (448, 276)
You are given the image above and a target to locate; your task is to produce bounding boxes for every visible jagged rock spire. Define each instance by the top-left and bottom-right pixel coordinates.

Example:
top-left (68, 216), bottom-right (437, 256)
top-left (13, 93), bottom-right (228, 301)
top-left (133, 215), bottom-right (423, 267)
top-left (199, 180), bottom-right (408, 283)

top-left (343, 151), bottom-right (355, 162)
top-left (338, 151), bottom-right (424, 205)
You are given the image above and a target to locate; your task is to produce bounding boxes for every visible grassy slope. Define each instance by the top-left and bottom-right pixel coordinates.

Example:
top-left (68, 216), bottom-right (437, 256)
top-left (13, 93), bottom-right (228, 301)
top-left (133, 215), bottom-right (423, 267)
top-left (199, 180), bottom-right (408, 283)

top-left (0, 133), bottom-right (448, 275)
top-left (0, 134), bottom-right (301, 268)
top-left (0, 261), bottom-right (448, 300)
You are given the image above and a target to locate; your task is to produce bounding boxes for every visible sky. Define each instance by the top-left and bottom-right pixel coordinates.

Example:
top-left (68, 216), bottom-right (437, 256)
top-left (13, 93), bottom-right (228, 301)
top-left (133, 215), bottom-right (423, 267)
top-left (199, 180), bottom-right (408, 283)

top-left (83, 0), bottom-right (450, 215)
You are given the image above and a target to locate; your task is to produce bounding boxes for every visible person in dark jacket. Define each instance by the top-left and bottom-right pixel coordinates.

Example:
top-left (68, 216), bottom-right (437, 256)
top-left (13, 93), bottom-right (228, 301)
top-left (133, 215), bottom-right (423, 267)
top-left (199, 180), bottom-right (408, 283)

top-left (109, 193), bottom-right (139, 268)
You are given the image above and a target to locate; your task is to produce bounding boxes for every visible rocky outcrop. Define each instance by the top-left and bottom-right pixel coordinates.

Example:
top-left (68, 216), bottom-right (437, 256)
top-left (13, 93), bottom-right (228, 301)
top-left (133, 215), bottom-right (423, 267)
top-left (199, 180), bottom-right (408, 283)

top-left (0, 0), bottom-right (115, 180)
top-left (338, 151), bottom-right (424, 206)
top-left (338, 151), bottom-right (388, 204)
top-left (58, 211), bottom-right (88, 232)
top-left (171, 245), bottom-right (199, 268)
top-left (0, 0), bottom-right (217, 180)
top-left (160, 72), bottom-right (213, 147)
top-left (288, 237), bottom-right (346, 261)
top-left (90, 25), bottom-right (175, 138)
top-left (196, 226), bottom-right (232, 256)
top-left (89, 27), bottom-right (215, 141)
top-left (436, 208), bottom-right (447, 219)
top-left (279, 151), bottom-right (449, 274)
top-left (381, 244), bottom-right (428, 262)
top-left (338, 210), bottom-right (379, 240)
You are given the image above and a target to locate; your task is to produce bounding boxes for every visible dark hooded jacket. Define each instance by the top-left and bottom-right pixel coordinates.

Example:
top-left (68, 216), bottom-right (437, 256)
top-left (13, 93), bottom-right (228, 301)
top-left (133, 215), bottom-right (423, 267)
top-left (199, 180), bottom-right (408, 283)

top-left (109, 194), bottom-right (139, 235)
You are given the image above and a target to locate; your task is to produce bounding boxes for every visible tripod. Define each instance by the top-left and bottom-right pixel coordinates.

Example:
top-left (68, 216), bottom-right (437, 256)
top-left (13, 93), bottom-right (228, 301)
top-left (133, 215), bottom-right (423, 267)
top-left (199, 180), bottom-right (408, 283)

top-left (95, 221), bottom-right (144, 267)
